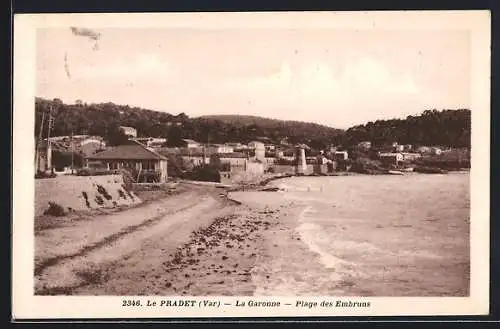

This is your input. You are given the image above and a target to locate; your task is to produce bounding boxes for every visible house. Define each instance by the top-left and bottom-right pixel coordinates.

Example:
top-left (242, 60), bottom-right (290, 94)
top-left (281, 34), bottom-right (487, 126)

top-left (225, 142), bottom-right (245, 148)
top-left (85, 140), bottom-right (168, 182)
top-left (43, 135), bottom-right (106, 154)
top-left (248, 141), bottom-right (265, 149)
top-left (206, 144), bottom-right (234, 154)
top-left (80, 138), bottom-right (106, 156)
top-left (401, 152), bottom-right (422, 162)
top-left (378, 152), bottom-right (404, 166)
top-left (333, 151), bottom-right (349, 161)
top-left (132, 137), bottom-right (167, 148)
top-left (182, 139), bottom-right (201, 148)
top-left (265, 144), bottom-right (276, 152)
top-left (219, 152), bottom-right (249, 167)
top-left (119, 126), bottom-right (137, 138)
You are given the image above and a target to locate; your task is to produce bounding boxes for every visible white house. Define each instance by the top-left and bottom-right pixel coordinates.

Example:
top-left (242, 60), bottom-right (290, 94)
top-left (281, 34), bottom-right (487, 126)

top-left (182, 139), bottom-right (201, 148)
top-left (132, 137), bottom-right (167, 148)
top-left (119, 126), bottom-right (137, 138)
top-left (333, 151), bottom-right (349, 161)
top-left (206, 144), bottom-right (234, 154)
top-left (248, 141), bottom-right (265, 149)
top-left (379, 152), bottom-right (404, 166)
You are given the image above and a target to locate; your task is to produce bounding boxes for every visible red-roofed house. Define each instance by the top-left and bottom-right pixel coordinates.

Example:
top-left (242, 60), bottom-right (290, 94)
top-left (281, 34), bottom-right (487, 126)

top-left (85, 140), bottom-right (168, 182)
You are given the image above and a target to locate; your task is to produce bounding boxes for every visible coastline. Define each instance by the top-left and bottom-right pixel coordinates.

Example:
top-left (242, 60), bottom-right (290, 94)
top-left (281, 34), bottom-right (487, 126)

top-left (35, 171), bottom-right (469, 296)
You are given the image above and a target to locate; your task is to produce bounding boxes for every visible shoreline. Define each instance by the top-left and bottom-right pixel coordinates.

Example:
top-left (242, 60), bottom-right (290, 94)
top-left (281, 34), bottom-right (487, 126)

top-left (35, 171), bottom-right (469, 296)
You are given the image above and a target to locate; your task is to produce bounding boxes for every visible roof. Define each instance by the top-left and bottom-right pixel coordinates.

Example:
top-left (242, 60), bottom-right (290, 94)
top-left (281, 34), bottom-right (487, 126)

top-left (218, 152), bottom-right (249, 159)
top-left (379, 152), bottom-right (403, 157)
top-left (86, 140), bottom-right (167, 160)
top-left (119, 126), bottom-right (136, 130)
top-left (295, 143), bottom-right (311, 150)
top-left (183, 139), bottom-right (200, 144)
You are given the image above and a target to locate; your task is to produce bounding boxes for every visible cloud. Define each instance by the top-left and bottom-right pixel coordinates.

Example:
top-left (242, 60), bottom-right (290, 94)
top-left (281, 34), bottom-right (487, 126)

top-left (226, 57), bottom-right (419, 109)
top-left (72, 53), bottom-right (169, 80)
top-left (342, 57), bottom-right (418, 95)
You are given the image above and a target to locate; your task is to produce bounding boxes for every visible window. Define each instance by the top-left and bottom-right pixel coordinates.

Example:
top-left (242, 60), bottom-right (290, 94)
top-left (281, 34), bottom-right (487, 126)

top-left (109, 162), bottom-right (118, 170)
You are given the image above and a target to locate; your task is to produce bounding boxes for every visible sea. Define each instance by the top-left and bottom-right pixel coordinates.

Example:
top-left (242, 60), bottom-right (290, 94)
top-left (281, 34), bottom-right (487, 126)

top-left (256, 172), bottom-right (470, 296)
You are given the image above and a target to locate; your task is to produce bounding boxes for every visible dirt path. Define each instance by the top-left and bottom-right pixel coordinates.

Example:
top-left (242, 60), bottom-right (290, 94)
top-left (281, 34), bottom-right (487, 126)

top-left (35, 185), bottom-right (234, 295)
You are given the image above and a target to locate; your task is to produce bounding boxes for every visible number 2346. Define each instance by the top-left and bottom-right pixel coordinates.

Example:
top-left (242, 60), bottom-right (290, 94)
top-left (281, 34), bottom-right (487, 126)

top-left (122, 300), bottom-right (141, 307)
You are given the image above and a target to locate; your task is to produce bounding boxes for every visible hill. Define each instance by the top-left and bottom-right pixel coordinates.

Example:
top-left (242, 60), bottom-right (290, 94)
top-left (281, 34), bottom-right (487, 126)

top-left (341, 109), bottom-right (471, 148)
top-left (34, 98), bottom-right (470, 149)
top-left (34, 98), bottom-right (344, 148)
top-left (197, 114), bottom-right (344, 145)
top-left (199, 114), bottom-right (333, 129)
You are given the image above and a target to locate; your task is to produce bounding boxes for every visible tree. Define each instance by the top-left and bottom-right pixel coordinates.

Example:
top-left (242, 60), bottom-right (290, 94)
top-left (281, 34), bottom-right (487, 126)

top-left (105, 125), bottom-right (129, 146)
top-left (166, 125), bottom-right (184, 147)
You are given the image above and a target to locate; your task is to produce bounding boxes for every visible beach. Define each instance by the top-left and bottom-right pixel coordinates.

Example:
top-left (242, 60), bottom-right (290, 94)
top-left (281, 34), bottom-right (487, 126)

top-left (34, 172), bottom-right (470, 296)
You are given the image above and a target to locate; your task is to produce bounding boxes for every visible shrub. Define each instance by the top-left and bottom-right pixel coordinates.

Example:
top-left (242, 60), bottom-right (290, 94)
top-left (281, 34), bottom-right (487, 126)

top-left (185, 164), bottom-right (221, 182)
top-left (35, 171), bottom-right (56, 179)
top-left (43, 201), bottom-right (66, 217)
top-left (138, 171), bottom-right (161, 183)
top-left (118, 167), bottom-right (137, 187)
top-left (276, 158), bottom-right (296, 166)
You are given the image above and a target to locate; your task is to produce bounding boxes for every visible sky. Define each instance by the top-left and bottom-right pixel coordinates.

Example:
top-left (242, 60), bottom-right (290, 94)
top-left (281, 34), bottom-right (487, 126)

top-left (36, 27), bottom-right (471, 129)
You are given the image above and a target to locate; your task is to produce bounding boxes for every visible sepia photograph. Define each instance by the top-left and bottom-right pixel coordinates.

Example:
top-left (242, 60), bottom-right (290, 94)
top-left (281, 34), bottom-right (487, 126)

top-left (12, 10), bottom-right (490, 319)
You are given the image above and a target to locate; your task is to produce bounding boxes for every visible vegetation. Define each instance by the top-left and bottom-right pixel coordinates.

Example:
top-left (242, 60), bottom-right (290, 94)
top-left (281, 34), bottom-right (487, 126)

top-left (183, 164), bottom-right (221, 183)
top-left (341, 109), bottom-right (470, 148)
top-left (52, 150), bottom-right (84, 171)
top-left (35, 171), bottom-right (57, 179)
top-left (35, 98), bottom-right (470, 151)
top-left (43, 201), bottom-right (66, 217)
top-left (35, 98), bottom-right (344, 146)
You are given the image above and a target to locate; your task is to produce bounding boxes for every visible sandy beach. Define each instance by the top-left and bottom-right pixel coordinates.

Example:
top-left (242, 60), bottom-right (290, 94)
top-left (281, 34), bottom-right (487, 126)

top-left (34, 172), bottom-right (469, 297)
top-left (34, 181), bottom-right (306, 295)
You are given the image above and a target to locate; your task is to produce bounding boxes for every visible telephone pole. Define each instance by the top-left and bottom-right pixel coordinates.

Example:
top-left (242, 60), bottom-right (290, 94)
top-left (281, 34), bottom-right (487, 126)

top-left (35, 111), bottom-right (46, 171)
top-left (46, 104), bottom-right (54, 172)
top-left (71, 130), bottom-right (74, 174)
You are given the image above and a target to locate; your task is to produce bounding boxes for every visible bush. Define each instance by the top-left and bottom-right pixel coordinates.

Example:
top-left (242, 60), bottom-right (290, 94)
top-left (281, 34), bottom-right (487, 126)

top-left (185, 164), bottom-right (221, 182)
top-left (138, 171), bottom-right (161, 183)
top-left (43, 201), bottom-right (66, 216)
top-left (76, 168), bottom-right (119, 176)
top-left (35, 171), bottom-right (57, 179)
top-left (117, 168), bottom-right (136, 187)
top-left (276, 158), bottom-right (296, 166)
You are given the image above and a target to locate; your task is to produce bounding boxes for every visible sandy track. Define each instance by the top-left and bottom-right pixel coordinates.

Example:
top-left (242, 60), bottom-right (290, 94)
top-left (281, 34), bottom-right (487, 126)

top-left (35, 186), bottom-right (234, 295)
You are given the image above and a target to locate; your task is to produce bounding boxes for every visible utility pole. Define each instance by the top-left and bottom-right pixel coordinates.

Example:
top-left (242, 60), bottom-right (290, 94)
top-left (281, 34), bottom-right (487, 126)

top-left (35, 111), bottom-right (46, 171)
top-left (71, 130), bottom-right (74, 174)
top-left (46, 104), bottom-right (54, 172)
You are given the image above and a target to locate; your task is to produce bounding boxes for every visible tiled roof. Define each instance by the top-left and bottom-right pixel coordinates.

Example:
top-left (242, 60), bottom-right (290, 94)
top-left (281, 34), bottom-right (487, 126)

top-left (86, 140), bottom-right (167, 160)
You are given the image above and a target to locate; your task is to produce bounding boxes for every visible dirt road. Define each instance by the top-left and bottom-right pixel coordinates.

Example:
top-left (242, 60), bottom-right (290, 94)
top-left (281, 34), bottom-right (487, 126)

top-left (35, 185), bottom-right (237, 295)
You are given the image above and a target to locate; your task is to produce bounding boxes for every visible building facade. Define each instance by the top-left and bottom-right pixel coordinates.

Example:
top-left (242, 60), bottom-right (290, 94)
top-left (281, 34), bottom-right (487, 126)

top-left (85, 140), bottom-right (168, 182)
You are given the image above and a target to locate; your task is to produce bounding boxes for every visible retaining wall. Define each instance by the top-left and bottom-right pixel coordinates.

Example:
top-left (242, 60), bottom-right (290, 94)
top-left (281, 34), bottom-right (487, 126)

top-left (35, 174), bottom-right (142, 217)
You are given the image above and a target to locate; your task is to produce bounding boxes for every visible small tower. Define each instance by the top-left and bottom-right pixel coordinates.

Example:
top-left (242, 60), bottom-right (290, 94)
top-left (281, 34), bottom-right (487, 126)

top-left (295, 145), bottom-right (307, 174)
